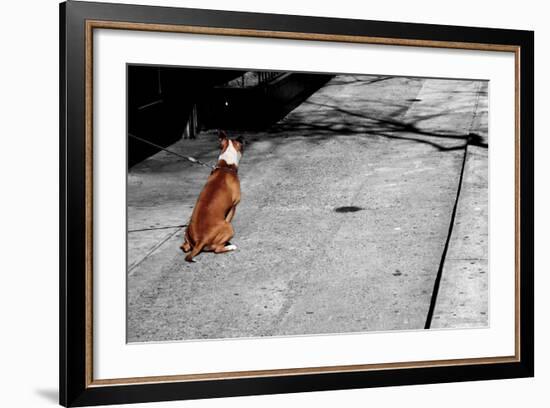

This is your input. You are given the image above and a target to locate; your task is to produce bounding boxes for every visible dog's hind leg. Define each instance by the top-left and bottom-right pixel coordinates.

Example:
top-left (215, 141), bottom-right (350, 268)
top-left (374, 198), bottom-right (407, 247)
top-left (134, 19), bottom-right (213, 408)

top-left (212, 243), bottom-right (237, 253)
top-left (225, 206), bottom-right (237, 223)
top-left (211, 222), bottom-right (236, 254)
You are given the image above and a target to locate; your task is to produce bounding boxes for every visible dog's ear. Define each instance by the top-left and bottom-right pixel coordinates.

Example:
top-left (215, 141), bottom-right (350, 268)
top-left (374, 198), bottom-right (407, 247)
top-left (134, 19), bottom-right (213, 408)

top-left (218, 130), bottom-right (229, 148)
top-left (218, 130), bottom-right (228, 141)
top-left (235, 136), bottom-right (245, 152)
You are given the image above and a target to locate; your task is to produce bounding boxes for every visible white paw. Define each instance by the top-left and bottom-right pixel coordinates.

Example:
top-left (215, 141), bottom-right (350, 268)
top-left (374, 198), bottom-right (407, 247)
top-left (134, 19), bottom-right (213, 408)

top-left (224, 244), bottom-right (237, 251)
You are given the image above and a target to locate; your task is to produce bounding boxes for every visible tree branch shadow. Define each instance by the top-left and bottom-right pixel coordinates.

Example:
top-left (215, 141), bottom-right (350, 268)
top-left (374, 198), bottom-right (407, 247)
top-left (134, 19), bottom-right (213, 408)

top-left (266, 96), bottom-right (487, 151)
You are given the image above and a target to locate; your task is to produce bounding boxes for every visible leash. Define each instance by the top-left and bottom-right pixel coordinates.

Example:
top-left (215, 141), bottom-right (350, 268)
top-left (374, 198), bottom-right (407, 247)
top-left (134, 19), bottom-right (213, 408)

top-left (128, 133), bottom-right (215, 170)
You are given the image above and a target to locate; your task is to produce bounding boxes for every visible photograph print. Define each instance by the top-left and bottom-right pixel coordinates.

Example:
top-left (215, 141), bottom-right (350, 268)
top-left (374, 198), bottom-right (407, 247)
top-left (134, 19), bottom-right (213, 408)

top-left (126, 65), bottom-right (488, 343)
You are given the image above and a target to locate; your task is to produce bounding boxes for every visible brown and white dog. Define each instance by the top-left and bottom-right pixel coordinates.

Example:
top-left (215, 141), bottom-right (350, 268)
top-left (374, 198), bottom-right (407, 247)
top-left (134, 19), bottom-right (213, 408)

top-left (181, 131), bottom-right (244, 262)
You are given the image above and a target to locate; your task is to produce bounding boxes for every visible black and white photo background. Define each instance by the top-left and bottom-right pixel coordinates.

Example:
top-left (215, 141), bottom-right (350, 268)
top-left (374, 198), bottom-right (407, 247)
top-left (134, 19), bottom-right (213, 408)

top-left (126, 66), bottom-right (489, 342)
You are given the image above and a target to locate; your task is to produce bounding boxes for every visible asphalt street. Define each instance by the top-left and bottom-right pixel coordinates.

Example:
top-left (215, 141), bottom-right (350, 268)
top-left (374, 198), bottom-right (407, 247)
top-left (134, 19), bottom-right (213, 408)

top-left (127, 75), bottom-right (488, 342)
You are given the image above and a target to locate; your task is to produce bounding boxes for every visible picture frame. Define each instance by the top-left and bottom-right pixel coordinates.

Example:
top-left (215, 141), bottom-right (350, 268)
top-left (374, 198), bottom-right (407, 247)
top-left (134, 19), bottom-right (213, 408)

top-left (59, 1), bottom-right (534, 406)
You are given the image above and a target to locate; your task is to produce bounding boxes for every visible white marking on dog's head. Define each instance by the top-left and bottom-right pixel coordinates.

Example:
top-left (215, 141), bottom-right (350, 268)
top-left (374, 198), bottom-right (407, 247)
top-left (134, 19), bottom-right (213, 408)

top-left (218, 140), bottom-right (242, 166)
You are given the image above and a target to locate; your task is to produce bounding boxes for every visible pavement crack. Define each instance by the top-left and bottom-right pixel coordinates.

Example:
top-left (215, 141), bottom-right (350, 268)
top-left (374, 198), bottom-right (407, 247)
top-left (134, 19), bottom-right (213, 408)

top-left (424, 82), bottom-right (484, 329)
top-left (128, 227), bottom-right (183, 275)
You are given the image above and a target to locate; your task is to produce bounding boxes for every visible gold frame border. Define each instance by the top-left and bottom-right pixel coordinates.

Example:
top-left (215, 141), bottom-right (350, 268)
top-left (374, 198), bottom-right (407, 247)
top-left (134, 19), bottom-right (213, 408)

top-left (84, 20), bottom-right (521, 388)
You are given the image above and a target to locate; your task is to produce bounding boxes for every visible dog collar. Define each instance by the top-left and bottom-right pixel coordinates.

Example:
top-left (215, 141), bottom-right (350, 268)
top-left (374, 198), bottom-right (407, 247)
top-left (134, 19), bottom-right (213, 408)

top-left (213, 166), bottom-right (238, 174)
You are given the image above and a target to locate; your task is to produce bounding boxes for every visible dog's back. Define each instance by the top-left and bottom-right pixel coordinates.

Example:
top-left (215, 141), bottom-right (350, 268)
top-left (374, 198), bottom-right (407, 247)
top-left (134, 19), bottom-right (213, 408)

top-left (181, 132), bottom-right (244, 262)
top-left (186, 170), bottom-right (240, 240)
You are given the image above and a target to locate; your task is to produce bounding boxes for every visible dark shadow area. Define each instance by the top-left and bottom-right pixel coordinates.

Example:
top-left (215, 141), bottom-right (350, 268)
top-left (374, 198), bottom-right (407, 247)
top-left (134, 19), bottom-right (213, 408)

top-left (466, 133), bottom-right (488, 148)
top-left (267, 95), bottom-right (487, 152)
top-left (127, 65), bottom-right (332, 167)
top-left (128, 65), bottom-right (245, 167)
top-left (128, 73), bottom-right (488, 171)
top-left (200, 73), bottom-right (333, 130)
top-left (334, 206), bottom-right (364, 213)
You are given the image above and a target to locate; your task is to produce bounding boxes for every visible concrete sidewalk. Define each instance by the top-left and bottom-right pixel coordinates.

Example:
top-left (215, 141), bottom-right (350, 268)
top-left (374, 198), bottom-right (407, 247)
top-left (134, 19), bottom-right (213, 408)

top-left (127, 75), bottom-right (488, 342)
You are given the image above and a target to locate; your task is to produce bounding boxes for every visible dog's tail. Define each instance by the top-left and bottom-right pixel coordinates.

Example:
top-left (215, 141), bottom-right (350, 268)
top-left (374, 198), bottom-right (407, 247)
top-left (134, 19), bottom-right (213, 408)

top-left (185, 242), bottom-right (205, 263)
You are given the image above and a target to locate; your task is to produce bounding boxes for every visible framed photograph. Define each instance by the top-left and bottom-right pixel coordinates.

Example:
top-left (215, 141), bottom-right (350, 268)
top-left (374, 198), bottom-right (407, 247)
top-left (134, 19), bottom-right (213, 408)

top-left (60, 1), bottom-right (534, 406)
